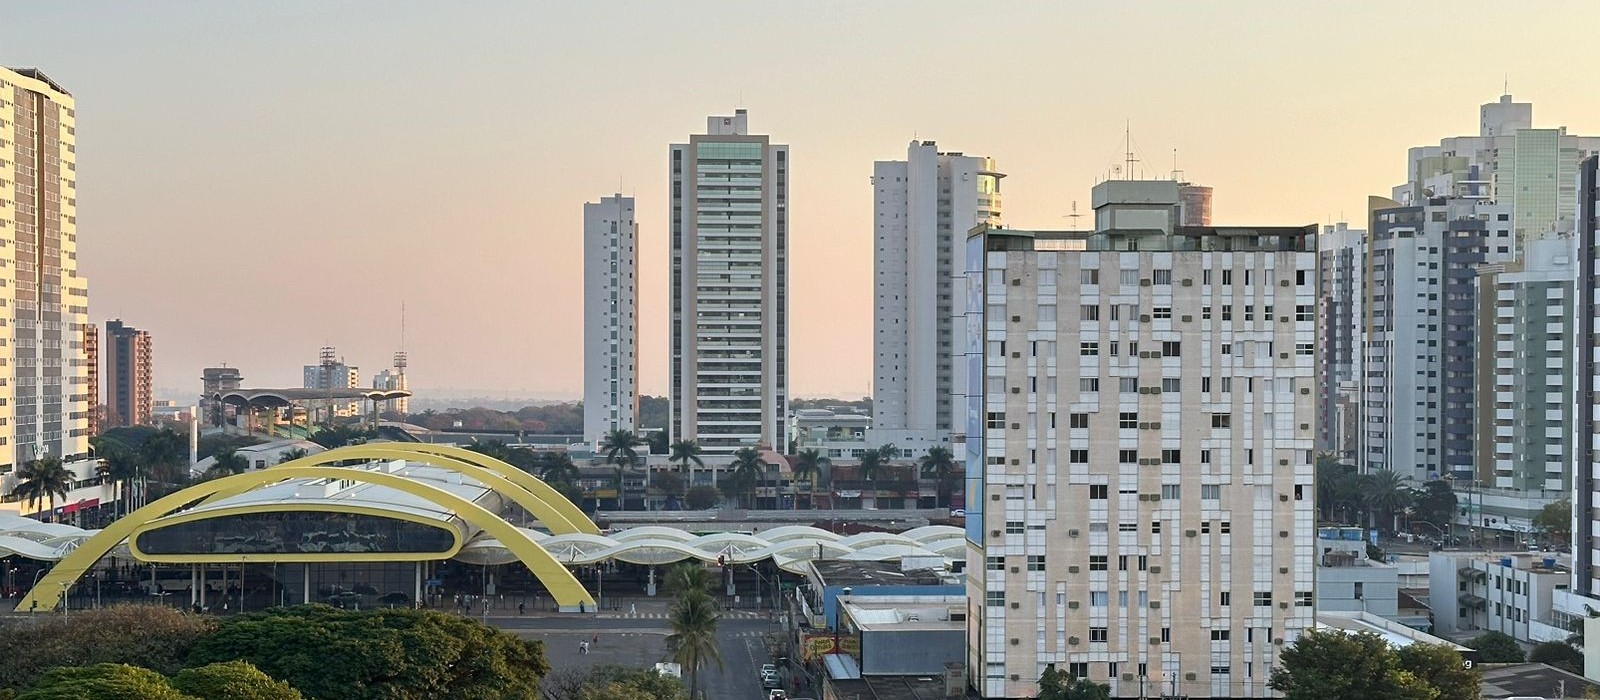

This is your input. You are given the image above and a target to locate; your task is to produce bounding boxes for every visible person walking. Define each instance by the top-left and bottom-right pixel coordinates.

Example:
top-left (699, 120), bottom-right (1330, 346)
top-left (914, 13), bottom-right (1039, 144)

top-left (518, 601), bottom-right (525, 615)
top-left (629, 602), bottom-right (636, 615)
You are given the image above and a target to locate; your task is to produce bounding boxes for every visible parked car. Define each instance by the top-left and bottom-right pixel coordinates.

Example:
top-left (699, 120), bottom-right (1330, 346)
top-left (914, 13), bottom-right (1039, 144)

top-left (768, 691), bottom-right (788, 700)
top-left (762, 672), bottom-right (782, 689)
top-left (760, 664), bottom-right (777, 676)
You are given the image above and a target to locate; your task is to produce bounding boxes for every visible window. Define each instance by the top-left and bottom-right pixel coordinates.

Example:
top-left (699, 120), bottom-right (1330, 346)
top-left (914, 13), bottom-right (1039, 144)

top-left (1161, 449), bottom-right (1181, 464)
top-left (1090, 591), bottom-right (1108, 606)
top-left (1080, 268), bottom-right (1099, 285)
top-left (1070, 413), bottom-right (1089, 429)
top-left (1161, 378), bottom-right (1180, 393)
top-left (1153, 269), bottom-right (1172, 285)
top-left (1081, 304), bottom-right (1100, 321)
top-left (1118, 555), bottom-right (1129, 571)
top-left (1203, 270), bottom-right (1212, 284)
top-left (1152, 520), bottom-right (1162, 534)
top-left (1220, 377), bottom-right (1232, 392)
top-left (1090, 485), bottom-right (1109, 500)
top-left (1296, 304), bottom-right (1313, 322)
top-left (1222, 305), bottom-right (1233, 321)
top-left (1295, 591), bottom-right (1314, 607)
top-left (1202, 305), bottom-right (1212, 320)
top-left (985, 590), bottom-right (1006, 607)
top-left (1153, 306), bottom-right (1172, 319)
top-left (1211, 666), bottom-right (1231, 676)
top-left (1244, 305), bottom-right (1255, 321)
top-left (1161, 627), bottom-right (1171, 643)
top-left (1212, 413), bottom-right (1231, 428)
top-left (1211, 629), bottom-right (1230, 641)
top-left (986, 556), bottom-right (1005, 571)
top-left (1161, 484), bottom-right (1181, 500)
top-left (1253, 591), bottom-right (1272, 607)
top-left (1120, 269), bottom-right (1139, 286)
top-left (1070, 449), bottom-right (1088, 463)
top-left (1220, 521), bottom-right (1231, 534)
top-left (1079, 378), bottom-right (1100, 392)
top-left (1119, 449), bottom-right (1138, 464)
top-left (1119, 522), bottom-right (1137, 532)
top-left (1006, 521), bottom-right (1024, 534)
top-left (1201, 376), bottom-right (1212, 392)
top-left (1027, 555), bottom-right (1045, 572)
top-left (1296, 343), bottom-right (1314, 356)
top-left (1120, 412), bottom-right (1138, 429)
top-left (1221, 269), bottom-right (1232, 285)
top-left (1089, 555), bottom-right (1108, 571)
top-left (1220, 342), bottom-right (1232, 355)
top-left (1201, 484), bottom-right (1220, 500)
top-left (1201, 521), bottom-right (1211, 534)
top-left (1200, 449), bottom-right (1211, 464)
top-left (986, 412), bottom-right (1005, 429)
top-left (1080, 342), bottom-right (1099, 356)
top-left (1356, 582), bottom-right (1366, 600)
top-left (1119, 377), bottom-right (1138, 393)
top-left (1219, 591), bottom-right (1231, 606)
top-left (1162, 341), bottom-right (1181, 357)
top-left (1069, 662), bottom-right (1089, 679)
top-left (1090, 627), bottom-right (1108, 643)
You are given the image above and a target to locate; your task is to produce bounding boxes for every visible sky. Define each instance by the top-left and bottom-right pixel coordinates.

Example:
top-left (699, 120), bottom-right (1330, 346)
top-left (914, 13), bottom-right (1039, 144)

top-left (5, 1), bottom-right (1599, 401)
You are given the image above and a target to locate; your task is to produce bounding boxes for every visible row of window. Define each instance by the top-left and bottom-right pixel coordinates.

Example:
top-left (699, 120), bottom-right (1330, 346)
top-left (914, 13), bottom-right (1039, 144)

top-left (1076, 268), bottom-right (1311, 287)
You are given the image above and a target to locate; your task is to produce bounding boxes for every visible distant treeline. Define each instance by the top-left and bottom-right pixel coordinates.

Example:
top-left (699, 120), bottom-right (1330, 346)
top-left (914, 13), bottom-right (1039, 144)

top-left (405, 395), bottom-right (869, 434)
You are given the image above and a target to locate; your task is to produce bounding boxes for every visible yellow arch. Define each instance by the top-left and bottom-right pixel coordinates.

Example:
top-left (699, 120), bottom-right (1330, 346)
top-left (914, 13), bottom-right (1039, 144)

top-left (16, 465), bottom-right (596, 613)
top-left (200, 445), bottom-right (587, 535)
top-left (398, 443), bottom-right (598, 535)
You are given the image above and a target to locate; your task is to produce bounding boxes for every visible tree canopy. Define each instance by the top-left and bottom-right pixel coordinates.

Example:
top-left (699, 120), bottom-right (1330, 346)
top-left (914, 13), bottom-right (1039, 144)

top-left (1037, 664), bottom-right (1111, 700)
top-left (186, 606), bottom-right (549, 700)
top-left (1396, 642), bottom-right (1480, 700)
top-left (1268, 629), bottom-right (1440, 700)
top-left (1534, 499), bottom-right (1573, 543)
top-left (1467, 631), bottom-right (1524, 663)
top-left (15, 664), bottom-right (194, 700)
top-left (543, 665), bottom-right (686, 700)
top-left (0, 605), bottom-right (216, 690)
top-left (171, 661), bottom-right (303, 700)
top-left (1529, 640), bottom-right (1584, 675)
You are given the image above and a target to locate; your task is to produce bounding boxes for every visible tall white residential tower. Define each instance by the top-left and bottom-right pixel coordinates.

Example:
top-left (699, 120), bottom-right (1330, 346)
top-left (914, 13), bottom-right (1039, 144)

top-left (872, 141), bottom-right (1002, 452)
top-left (964, 181), bottom-right (1317, 698)
top-left (670, 110), bottom-right (788, 454)
top-left (583, 194), bottom-right (639, 445)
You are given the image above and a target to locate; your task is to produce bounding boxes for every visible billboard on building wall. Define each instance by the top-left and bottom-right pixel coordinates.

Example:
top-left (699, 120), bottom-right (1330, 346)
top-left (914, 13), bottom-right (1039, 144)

top-left (800, 634), bottom-right (860, 660)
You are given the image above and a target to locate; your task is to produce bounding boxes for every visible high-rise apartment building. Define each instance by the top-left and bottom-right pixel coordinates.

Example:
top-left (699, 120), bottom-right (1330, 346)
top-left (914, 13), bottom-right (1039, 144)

top-left (583, 194), bottom-right (638, 446)
top-left (1574, 155), bottom-right (1600, 597)
top-left (1394, 94), bottom-right (1600, 243)
top-left (1, 67), bottom-right (92, 466)
top-left (303, 354), bottom-right (360, 421)
top-left (1474, 237), bottom-right (1574, 498)
top-left (372, 368), bottom-right (409, 415)
top-left (84, 323), bottom-right (99, 436)
top-left (964, 181), bottom-right (1316, 699)
top-left (201, 366), bottom-right (242, 426)
top-left (1362, 197), bottom-right (1515, 481)
top-left (105, 320), bottom-right (154, 428)
top-left (1315, 222), bottom-right (1366, 458)
top-left (872, 141), bottom-right (1002, 451)
top-left (669, 110), bottom-right (788, 454)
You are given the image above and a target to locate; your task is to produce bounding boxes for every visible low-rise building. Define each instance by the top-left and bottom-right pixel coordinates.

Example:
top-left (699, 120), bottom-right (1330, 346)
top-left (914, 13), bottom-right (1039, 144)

top-left (836, 594), bottom-right (967, 676)
top-left (791, 408), bottom-right (871, 460)
top-left (1429, 551), bottom-right (1573, 643)
top-left (1315, 526), bottom-right (1400, 619)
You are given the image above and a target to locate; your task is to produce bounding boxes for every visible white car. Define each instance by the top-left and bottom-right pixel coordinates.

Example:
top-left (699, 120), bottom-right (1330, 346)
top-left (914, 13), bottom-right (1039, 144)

top-left (768, 691), bottom-right (788, 700)
top-left (760, 664), bottom-right (777, 676)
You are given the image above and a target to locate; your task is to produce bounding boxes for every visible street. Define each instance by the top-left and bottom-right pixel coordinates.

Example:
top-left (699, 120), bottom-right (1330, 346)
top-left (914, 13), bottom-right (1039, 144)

top-left (493, 612), bottom-right (790, 699)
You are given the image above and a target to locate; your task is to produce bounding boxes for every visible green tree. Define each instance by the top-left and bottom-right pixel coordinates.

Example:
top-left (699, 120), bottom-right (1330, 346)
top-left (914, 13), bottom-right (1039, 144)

top-left (600, 430), bottom-right (642, 508)
top-left (1467, 631), bottom-right (1524, 663)
top-left (669, 440), bottom-right (704, 485)
top-left (277, 447), bottom-right (310, 465)
top-left (1529, 640), bottom-right (1584, 674)
top-left (918, 446), bottom-right (960, 508)
top-left (9, 455), bottom-right (72, 521)
top-left (16, 664), bottom-right (192, 700)
top-left (684, 485), bottom-right (720, 510)
top-left (1362, 469), bottom-right (1413, 533)
top-left (0, 605), bottom-right (216, 690)
top-left (665, 591), bottom-right (721, 700)
top-left (1534, 499), bottom-right (1573, 545)
top-left (653, 472), bottom-right (686, 501)
top-left (645, 430), bottom-right (669, 456)
top-left (186, 606), bottom-right (550, 700)
top-left (858, 449), bottom-right (882, 488)
top-left (1037, 663), bottom-right (1111, 700)
top-left (139, 428), bottom-right (190, 498)
top-left (202, 449), bottom-right (250, 480)
top-left (92, 437), bottom-right (145, 517)
top-left (1396, 642), bottom-right (1480, 700)
top-left (171, 661), bottom-right (302, 700)
top-left (728, 447), bottom-right (766, 509)
top-left (1412, 480), bottom-right (1458, 536)
top-left (538, 452), bottom-right (581, 484)
top-left (1269, 628), bottom-right (1436, 700)
top-left (663, 562), bottom-right (713, 597)
top-left (792, 448), bottom-right (829, 510)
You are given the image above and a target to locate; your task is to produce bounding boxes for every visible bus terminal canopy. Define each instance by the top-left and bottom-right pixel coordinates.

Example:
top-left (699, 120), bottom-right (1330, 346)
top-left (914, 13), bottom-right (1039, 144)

top-left (215, 388), bottom-right (413, 409)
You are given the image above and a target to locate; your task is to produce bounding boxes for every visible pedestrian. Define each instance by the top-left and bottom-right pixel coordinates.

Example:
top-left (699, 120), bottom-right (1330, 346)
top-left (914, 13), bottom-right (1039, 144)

top-left (518, 601), bottom-right (525, 615)
top-left (629, 602), bottom-right (636, 615)
top-left (592, 633), bottom-right (599, 647)
top-left (579, 641), bottom-right (588, 655)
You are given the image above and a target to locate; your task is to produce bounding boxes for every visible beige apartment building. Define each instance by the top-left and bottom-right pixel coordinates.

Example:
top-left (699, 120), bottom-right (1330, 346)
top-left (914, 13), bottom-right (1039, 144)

top-left (963, 181), bottom-right (1317, 698)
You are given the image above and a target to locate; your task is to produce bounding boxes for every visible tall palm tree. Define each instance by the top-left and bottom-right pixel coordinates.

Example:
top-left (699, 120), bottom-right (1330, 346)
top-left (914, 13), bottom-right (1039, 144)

top-left (92, 437), bottom-right (143, 516)
top-left (138, 428), bottom-right (188, 500)
top-left (1362, 469), bottom-right (1413, 533)
top-left (730, 447), bottom-right (766, 509)
top-left (859, 450), bottom-right (882, 489)
top-left (878, 443), bottom-right (902, 461)
top-left (203, 448), bottom-right (250, 480)
top-left (919, 446), bottom-right (960, 508)
top-left (793, 448), bottom-right (830, 510)
top-left (666, 589), bottom-right (722, 699)
top-left (664, 561), bottom-right (713, 596)
top-left (670, 439), bottom-right (704, 486)
top-left (600, 430), bottom-right (642, 509)
top-left (11, 455), bottom-right (73, 522)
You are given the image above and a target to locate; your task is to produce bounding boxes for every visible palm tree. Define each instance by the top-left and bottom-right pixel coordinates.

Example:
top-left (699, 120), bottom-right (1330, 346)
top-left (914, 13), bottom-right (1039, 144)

top-left (1362, 469), bottom-right (1413, 533)
top-left (138, 428), bottom-right (188, 500)
top-left (919, 446), bottom-right (960, 508)
top-left (666, 589), bottom-right (722, 699)
top-left (730, 447), bottom-right (766, 509)
top-left (278, 447), bottom-right (310, 465)
top-left (859, 450), bottom-right (882, 490)
top-left (91, 437), bottom-right (143, 516)
top-left (664, 561), bottom-right (713, 596)
top-left (600, 430), bottom-right (642, 510)
top-left (878, 443), bottom-right (902, 461)
top-left (538, 451), bottom-right (580, 485)
top-left (203, 448), bottom-right (250, 480)
top-left (793, 448), bottom-right (830, 510)
top-left (11, 455), bottom-right (73, 522)
top-left (670, 439), bottom-right (704, 486)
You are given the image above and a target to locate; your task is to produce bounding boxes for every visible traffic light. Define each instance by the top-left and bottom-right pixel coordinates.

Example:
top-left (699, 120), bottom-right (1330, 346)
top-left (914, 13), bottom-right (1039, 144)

top-left (717, 555), bottom-right (726, 567)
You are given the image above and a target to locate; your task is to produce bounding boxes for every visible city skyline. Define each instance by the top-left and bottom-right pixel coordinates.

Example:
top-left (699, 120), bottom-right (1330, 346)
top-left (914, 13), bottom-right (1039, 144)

top-left (6, 2), bottom-right (1600, 398)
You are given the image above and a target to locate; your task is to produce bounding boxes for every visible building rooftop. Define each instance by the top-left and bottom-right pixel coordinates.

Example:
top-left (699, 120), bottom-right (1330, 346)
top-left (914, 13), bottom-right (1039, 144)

top-left (1471, 551), bottom-right (1571, 575)
top-left (840, 594), bottom-right (966, 632)
top-left (1479, 662), bottom-right (1600, 699)
top-left (826, 675), bottom-right (958, 700)
top-left (812, 560), bottom-right (956, 588)
top-left (1315, 611), bottom-right (1471, 653)
top-left (5, 67), bottom-right (70, 95)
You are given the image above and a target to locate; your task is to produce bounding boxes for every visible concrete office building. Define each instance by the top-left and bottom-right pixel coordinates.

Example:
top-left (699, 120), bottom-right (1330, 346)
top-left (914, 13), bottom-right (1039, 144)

top-left (872, 141), bottom-right (1002, 452)
top-left (105, 320), bottom-right (154, 428)
top-left (963, 181), bottom-right (1317, 698)
top-left (1361, 196), bottom-right (1515, 481)
top-left (0, 67), bottom-right (110, 516)
top-left (371, 368), bottom-right (409, 416)
top-left (302, 355), bottom-right (361, 421)
top-left (1393, 94), bottom-right (1600, 244)
top-left (669, 110), bottom-right (787, 454)
top-left (1575, 156), bottom-right (1600, 601)
top-left (1315, 222), bottom-right (1366, 458)
top-left (200, 366), bottom-right (243, 426)
top-left (583, 194), bottom-right (638, 447)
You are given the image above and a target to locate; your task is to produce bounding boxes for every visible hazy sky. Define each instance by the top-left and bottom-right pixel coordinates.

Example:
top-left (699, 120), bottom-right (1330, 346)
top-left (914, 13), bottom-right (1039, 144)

top-left (5, 1), bottom-right (1598, 400)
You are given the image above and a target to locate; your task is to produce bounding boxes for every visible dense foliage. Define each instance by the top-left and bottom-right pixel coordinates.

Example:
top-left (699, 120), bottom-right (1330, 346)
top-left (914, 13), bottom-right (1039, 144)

top-left (1269, 629), bottom-right (1477, 700)
top-left (187, 606), bottom-right (549, 700)
top-left (1467, 631), bottom-right (1525, 663)
top-left (16, 664), bottom-right (194, 700)
top-left (1037, 664), bottom-right (1111, 700)
top-left (0, 605), bottom-right (217, 690)
top-left (542, 665), bottom-right (687, 700)
top-left (171, 661), bottom-right (303, 700)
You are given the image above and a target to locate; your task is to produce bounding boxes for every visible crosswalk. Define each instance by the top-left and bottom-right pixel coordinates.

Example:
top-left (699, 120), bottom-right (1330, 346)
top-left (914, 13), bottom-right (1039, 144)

top-left (597, 610), bottom-right (771, 620)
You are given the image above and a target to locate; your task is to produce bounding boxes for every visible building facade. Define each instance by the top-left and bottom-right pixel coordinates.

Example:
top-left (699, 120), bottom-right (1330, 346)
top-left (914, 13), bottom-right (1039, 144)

top-left (302, 357), bottom-right (360, 420)
top-left (1, 68), bottom-right (92, 466)
top-left (371, 369), bottom-right (409, 416)
top-left (669, 110), bottom-right (788, 454)
top-left (200, 366), bottom-right (242, 427)
top-left (583, 194), bottom-right (638, 446)
top-left (872, 141), bottom-right (1002, 453)
top-left (964, 181), bottom-right (1317, 698)
top-left (1315, 222), bottom-right (1365, 458)
top-left (1576, 156), bottom-right (1600, 598)
top-left (1361, 197), bottom-right (1515, 481)
top-left (105, 319), bottom-right (154, 428)
top-left (84, 323), bottom-right (98, 436)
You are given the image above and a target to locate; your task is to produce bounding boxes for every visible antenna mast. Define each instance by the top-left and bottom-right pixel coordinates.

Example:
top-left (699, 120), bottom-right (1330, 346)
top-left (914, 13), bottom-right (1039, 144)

top-left (1123, 121), bottom-right (1140, 180)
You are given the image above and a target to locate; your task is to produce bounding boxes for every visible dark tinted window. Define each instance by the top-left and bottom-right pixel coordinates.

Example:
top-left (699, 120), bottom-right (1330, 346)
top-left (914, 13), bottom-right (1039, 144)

top-left (135, 511), bottom-right (455, 555)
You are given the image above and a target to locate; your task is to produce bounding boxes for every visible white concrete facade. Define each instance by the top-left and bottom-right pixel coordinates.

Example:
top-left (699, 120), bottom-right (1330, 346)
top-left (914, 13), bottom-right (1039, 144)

top-left (1430, 551), bottom-right (1571, 643)
top-left (583, 194), bottom-right (639, 446)
top-left (669, 110), bottom-right (788, 454)
top-left (964, 181), bottom-right (1317, 698)
top-left (872, 141), bottom-right (1001, 454)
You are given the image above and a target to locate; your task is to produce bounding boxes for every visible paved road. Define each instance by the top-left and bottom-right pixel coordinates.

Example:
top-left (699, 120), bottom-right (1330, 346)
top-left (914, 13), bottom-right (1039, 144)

top-left (494, 614), bottom-right (786, 699)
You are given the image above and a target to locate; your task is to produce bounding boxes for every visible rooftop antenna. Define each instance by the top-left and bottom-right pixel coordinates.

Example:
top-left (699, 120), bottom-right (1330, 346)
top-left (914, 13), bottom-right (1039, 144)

top-left (1171, 148), bottom-right (1183, 182)
top-left (1123, 121), bottom-right (1139, 180)
top-left (1064, 201), bottom-right (1084, 228)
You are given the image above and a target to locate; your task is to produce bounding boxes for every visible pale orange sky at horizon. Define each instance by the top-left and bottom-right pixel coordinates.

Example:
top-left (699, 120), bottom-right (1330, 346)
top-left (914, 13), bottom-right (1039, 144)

top-left (5, 1), bottom-right (1598, 401)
